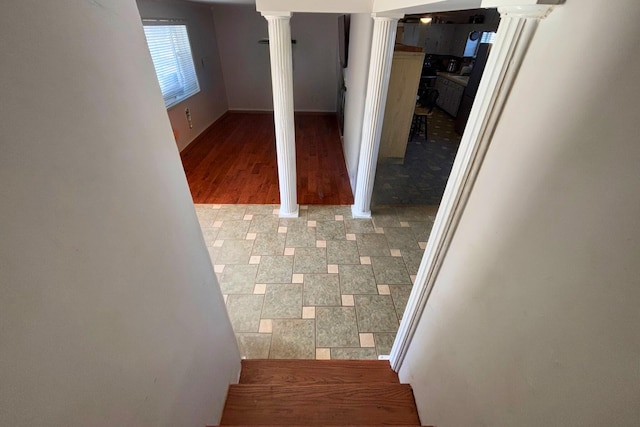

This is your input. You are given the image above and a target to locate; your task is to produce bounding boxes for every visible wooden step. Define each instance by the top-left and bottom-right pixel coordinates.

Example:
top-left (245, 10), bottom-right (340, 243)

top-left (239, 360), bottom-right (399, 385)
top-left (220, 383), bottom-right (420, 425)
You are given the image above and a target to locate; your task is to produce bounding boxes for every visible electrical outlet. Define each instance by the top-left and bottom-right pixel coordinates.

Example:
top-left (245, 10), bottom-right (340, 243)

top-left (185, 108), bottom-right (193, 129)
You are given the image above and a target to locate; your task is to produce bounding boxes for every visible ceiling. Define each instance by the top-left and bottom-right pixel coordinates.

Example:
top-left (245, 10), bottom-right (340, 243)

top-left (404, 7), bottom-right (498, 24)
top-left (185, 0), bottom-right (255, 4)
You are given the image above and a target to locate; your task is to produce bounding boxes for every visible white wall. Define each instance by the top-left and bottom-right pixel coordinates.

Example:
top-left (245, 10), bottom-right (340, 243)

top-left (256, 0), bottom-right (372, 13)
top-left (341, 13), bottom-right (373, 191)
top-left (0, 1), bottom-right (240, 426)
top-left (211, 4), bottom-right (339, 112)
top-left (136, 0), bottom-right (228, 151)
top-left (399, 1), bottom-right (640, 426)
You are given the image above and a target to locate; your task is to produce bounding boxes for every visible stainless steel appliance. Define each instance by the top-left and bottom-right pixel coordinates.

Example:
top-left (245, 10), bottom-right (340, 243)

top-left (455, 43), bottom-right (491, 134)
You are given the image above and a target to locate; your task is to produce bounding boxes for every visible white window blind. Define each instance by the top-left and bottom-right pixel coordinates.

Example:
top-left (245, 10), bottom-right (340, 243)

top-left (143, 24), bottom-right (200, 109)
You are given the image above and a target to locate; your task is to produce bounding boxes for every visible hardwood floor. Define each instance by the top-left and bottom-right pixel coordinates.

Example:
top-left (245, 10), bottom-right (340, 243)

top-left (219, 360), bottom-right (422, 426)
top-left (238, 360), bottom-right (400, 385)
top-left (181, 112), bottom-right (354, 205)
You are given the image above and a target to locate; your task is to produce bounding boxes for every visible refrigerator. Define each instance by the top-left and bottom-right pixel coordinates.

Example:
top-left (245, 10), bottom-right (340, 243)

top-left (455, 43), bottom-right (492, 135)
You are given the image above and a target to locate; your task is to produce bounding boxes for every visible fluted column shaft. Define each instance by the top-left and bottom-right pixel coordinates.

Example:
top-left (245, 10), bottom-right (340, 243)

top-left (262, 12), bottom-right (298, 218)
top-left (352, 14), bottom-right (402, 218)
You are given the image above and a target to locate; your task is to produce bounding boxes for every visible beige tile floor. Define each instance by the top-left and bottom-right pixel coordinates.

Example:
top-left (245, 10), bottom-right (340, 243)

top-left (196, 204), bottom-right (437, 360)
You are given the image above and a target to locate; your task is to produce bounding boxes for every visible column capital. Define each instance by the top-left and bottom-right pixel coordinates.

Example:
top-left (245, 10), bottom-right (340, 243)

top-left (498, 4), bottom-right (554, 19)
top-left (261, 11), bottom-right (292, 19)
top-left (371, 12), bottom-right (404, 21)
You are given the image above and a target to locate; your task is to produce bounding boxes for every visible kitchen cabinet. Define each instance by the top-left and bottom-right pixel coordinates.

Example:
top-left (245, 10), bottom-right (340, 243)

top-left (420, 24), bottom-right (455, 55)
top-left (435, 76), bottom-right (465, 117)
top-left (417, 23), bottom-right (499, 56)
top-left (379, 50), bottom-right (425, 160)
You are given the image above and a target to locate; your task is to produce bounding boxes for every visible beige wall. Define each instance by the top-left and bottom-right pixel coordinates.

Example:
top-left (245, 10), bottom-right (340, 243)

top-left (399, 0), bottom-right (640, 425)
top-left (0, 1), bottom-right (240, 426)
top-left (212, 5), bottom-right (340, 112)
top-left (136, 0), bottom-right (229, 151)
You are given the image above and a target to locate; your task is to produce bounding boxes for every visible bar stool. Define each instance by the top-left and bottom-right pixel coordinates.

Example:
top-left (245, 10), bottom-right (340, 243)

top-left (409, 89), bottom-right (439, 141)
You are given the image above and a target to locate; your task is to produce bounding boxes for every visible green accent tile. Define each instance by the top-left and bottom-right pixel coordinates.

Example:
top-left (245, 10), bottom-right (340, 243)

top-left (371, 256), bottom-right (411, 284)
top-left (249, 215), bottom-right (280, 234)
top-left (236, 333), bottom-right (271, 359)
top-left (339, 264), bottom-right (378, 294)
top-left (316, 221), bottom-right (346, 241)
top-left (226, 295), bottom-right (264, 332)
top-left (307, 206), bottom-right (335, 221)
top-left (270, 319), bottom-right (315, 359)
top-left (303, 274), bottom-right (341, 306)
top-left (410, 220), bottom-right (434, 242)
top-left (217, 220), bottom-right (250, 240)
top-left (326, 240), bottom-right (360, 265)
top-left (285, 225), bottom-right (317, 248)
top-left (293, 247), bottom-right (327, 274)
top-left (356, 233), bottom-right (390, 256)
top-left (215, 240), bottom-right (254, 264)
top-left (345, 219), bottom-right (375, 234)
top-left (395, 206), bottom-right (438, 222)
top-left (263, 284), bottom-right (302, 318)
top-left (384, 227), bottom-right (419, 250)
top-left (200, 228), bottom-right (219, 247)
top-left (331, 348), bottom-right (377, 360)
top-left (279, 217), bottom-right (307, 228)
top-left (374, 332), bottom-right (396, 357)
top-left (252, 233), bottom-right (286, 256)
top-left (389, 285), bottom-right (413, 320)
top-left (207, 246), bottom-right (220, 262)
top-left (371, 207), bottom-right (401, 228)
top-left (195, 208), bottom-right (218, 227)
top-left (216, 205), bottom-right (247, 220)
top-left (333, 206), bottom-right (353, 219)
top-left (219, 264), bottom-right (258, 294)
top-left (245, 205), bottom-right (279, 215)
top-left (401, 249), bottom-right (424, 275)
top-left (256, 256), bottom-right (293, 283)
top-left (354, 295), bottom-right (399, 333)
top-left (316, 307), bottom-right (360, 347)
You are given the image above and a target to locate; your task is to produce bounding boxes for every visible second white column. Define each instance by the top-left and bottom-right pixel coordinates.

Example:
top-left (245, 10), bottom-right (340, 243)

top-left (352, 14), bottom-right (402, 218)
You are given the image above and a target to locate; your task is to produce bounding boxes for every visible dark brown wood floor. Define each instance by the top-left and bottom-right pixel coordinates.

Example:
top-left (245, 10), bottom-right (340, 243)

top-left (180, 112), bottom-right (354, 205)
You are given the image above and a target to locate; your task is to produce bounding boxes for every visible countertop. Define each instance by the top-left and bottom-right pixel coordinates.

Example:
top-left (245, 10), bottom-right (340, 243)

top-left (437, 72), bottom-right (470, 87)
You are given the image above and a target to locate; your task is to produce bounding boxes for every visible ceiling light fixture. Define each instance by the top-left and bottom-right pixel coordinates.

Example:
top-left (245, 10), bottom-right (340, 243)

top-left (420, 17), bottom-right (432, 24)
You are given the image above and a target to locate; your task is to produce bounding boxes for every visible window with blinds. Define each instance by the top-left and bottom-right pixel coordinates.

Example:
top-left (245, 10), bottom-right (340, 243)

top-left (143, 24), bottom-right (200, 109)
top-left (480, 31), bottom-right (497, 44)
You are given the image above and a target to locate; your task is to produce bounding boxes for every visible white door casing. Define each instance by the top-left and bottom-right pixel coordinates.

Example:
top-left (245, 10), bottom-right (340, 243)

top-left (390, 4), bottom-right (555, 370)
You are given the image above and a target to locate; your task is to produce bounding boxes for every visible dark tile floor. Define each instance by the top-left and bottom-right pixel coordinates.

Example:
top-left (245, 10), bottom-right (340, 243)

top-left (196, 204), bottom-right (438, 360)
top-left (373, 108), bottom-right (461, 206)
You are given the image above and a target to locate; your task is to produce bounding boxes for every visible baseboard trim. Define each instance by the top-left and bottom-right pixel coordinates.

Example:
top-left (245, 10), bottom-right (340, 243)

top-left (179, 111), bottom-right (230, 154)
top-left (180, 109), bottom-right (339, 154)
top-left (228, 109), bottom-right (338, 115)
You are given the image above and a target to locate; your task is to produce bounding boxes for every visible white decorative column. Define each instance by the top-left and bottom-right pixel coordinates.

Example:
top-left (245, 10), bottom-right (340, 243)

top-left (390, 3), bottom-right (556, 371)
top-left (262, 11), bottom-right (298, 218)
top-left (351, 13), bottom-right (403, 219)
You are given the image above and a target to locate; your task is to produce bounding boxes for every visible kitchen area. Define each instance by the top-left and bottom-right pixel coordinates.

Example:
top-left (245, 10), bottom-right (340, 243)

top-left (372, 8), bottom-right (499, 206)
top-left (403, 8), bottom-right (499, 133)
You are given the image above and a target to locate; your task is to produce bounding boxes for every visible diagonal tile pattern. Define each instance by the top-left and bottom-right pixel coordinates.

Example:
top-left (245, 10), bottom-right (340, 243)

top-left (195, 204), bottom-right (436, 360)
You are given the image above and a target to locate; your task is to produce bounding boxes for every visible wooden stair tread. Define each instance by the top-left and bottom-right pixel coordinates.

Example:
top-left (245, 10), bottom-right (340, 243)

top-left (220, 384), bottom-right (420, 426)
top-left (239, 359), bottom-right (399, 385)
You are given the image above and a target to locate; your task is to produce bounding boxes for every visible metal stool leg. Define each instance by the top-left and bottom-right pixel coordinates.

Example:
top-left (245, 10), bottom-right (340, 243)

top-left (409, 114), bottom-right (419, 141)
